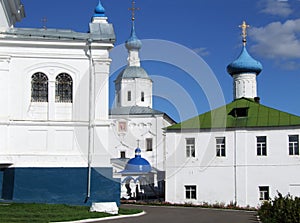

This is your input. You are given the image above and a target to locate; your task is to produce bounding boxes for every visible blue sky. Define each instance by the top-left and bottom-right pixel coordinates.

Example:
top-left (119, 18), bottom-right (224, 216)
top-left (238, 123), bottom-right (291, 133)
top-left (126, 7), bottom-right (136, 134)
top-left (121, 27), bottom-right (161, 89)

top-left (16, 0), bottom-right (300, 122)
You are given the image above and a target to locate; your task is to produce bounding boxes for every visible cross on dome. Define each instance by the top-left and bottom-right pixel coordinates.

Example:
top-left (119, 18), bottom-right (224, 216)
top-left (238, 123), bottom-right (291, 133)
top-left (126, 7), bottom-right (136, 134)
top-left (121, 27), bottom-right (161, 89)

top-left (239, 21), bottom-right (250, 46)
top-left (129, 0), bottom-right (140, 22)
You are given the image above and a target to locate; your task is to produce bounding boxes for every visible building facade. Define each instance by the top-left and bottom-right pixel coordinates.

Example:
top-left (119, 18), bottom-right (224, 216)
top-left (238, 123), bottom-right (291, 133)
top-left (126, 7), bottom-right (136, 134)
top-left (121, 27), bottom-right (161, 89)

top-left (165, 22), bottom-right (300, 207)
top-left (109, 17), bottom-right (175, 199)
top-left (0, 0), bottom-right (120, 205)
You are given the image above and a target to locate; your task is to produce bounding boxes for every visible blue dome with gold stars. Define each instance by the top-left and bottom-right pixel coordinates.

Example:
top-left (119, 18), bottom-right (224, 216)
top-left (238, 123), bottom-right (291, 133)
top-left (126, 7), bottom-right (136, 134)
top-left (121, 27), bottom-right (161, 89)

top-left (227, 46), bottom-right (263, 76)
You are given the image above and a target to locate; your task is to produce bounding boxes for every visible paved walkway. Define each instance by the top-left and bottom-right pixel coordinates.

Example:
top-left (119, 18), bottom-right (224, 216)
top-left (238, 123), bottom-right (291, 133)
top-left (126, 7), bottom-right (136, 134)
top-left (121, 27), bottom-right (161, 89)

top-left (95, 204), bottom-right (259, 223)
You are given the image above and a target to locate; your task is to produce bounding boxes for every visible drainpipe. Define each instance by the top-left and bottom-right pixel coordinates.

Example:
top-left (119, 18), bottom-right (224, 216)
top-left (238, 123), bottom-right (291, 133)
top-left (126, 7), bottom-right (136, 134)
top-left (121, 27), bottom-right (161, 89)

top-left (234, 130), bottom-right (237, 205)
top-left (85, 38), bottom-right (94, 203)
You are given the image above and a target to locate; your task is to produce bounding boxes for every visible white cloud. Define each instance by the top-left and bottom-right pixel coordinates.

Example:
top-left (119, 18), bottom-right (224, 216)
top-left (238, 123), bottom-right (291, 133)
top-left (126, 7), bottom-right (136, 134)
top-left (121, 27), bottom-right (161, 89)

top-left (192, 47), bottom-right (210, 57)
top-left (259, 0), bottom-right (293, 17)
top-left (250, 19), bottom-right (300, 60)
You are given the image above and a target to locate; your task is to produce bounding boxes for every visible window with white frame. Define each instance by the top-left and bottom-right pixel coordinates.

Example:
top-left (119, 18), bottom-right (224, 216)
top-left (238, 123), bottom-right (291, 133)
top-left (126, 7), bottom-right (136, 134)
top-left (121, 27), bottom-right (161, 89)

top-left (55, 73), bottom-right (73, 103)
top-left (259, 186), bottom-right (269, 201)
top-left (146, 138), bottom-right (153, 151)
top-left (289, 135), bottom-right (299, 155)
top-left (31, 72), bottom-right (48, 102)
top-left (186, 138), bottom-right (195, 158)
top-left (185, 185), bottom-right (196, 199)
top-left (216, 137), bottom-right (226, 157)
top-left (127, 91), bottom-right (131, 101)
top-left (257, 136), bottom-right (267, 156)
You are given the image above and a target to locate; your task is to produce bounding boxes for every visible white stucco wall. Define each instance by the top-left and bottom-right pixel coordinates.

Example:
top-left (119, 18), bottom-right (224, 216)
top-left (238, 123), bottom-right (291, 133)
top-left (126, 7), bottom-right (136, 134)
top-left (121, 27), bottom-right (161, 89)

top-left (232, 73), bottom-right (257, 99)
top-left (109, 114), bottom-right (172, 171)
top-left (0, 38), bottom-right (113, 168)
top-left (116, 78), bottom-right (152, 108)
top-left (166, 127), bottom-right (300, 207)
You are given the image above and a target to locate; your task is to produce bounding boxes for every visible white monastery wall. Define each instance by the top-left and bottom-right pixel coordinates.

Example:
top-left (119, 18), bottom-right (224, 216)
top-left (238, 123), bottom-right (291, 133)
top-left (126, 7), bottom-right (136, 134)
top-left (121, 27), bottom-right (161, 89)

top-left (166, 127), bottom-right (300, 207)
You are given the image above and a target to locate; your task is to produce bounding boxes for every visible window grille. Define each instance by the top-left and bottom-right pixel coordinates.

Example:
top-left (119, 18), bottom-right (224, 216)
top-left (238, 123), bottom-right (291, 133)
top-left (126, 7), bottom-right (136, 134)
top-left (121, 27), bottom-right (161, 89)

top-left (31, 72), bottom-right (48, 102)
top-left (55, 73), bottom-right (73, 103)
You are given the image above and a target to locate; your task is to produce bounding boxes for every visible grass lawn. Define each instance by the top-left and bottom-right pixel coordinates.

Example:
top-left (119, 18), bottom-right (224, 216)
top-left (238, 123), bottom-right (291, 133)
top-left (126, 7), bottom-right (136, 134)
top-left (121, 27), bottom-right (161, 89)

top-left (0, 203), bottom-right (142, 223)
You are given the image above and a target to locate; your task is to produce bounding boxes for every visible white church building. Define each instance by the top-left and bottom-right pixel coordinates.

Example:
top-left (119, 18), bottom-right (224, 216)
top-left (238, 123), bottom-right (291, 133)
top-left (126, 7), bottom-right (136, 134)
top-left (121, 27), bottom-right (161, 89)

top-left (1, 0), bottom-right (299, 208)
top-left (109, 12), bottom-right (175, 200)
top-left (165, 22), bottom-right (300, 207)
top-left (0, 0), bottom-right (120, 205)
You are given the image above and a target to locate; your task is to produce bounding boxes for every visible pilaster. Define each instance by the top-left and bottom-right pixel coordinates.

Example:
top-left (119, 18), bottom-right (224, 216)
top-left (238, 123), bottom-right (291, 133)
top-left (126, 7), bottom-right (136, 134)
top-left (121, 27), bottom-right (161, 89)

top-left (93, 58), bottom-right (111, 120)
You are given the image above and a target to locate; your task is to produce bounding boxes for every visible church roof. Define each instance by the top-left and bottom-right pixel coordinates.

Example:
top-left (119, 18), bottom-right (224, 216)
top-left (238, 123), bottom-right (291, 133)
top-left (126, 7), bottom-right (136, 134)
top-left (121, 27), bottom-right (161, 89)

top-left (227, 46), bottom-right (263, 76)
top-left (1, 26), bottom-right (116, 43)
top-left (110, 106), bottom-right (164, 116)
top-left (115, 66), bottom-right (151, 82)
top-left (167, 98), bottom-right (300, 131)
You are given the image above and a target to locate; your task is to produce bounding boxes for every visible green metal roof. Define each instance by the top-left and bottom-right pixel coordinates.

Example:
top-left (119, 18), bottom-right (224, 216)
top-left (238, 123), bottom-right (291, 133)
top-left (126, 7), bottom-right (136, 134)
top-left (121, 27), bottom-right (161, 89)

top-left (167, 98), bottom-right (300, 131)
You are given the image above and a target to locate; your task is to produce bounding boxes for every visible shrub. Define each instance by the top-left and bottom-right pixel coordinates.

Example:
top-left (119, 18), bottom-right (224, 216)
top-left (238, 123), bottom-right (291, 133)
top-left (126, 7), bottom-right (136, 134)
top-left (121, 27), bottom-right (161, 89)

top-left (258, 192), bottom-right (300, 223)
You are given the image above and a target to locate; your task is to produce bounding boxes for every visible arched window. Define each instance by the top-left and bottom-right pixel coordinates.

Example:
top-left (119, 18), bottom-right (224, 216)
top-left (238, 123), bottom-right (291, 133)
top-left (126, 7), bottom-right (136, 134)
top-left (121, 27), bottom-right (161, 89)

top-left (31, 72), bottom-right (48, 102)
top-left (55, 73), bottom-right (73, 103)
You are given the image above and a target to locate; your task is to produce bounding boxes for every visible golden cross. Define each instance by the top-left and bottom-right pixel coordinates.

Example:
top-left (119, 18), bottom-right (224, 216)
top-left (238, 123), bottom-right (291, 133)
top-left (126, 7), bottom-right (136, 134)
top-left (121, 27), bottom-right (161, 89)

top-left (129, 0), bottom-right (140, 21)
top-left (239, 21), bottom-right (250, 46)
top-left (41, 17), bottom-right (47, 30)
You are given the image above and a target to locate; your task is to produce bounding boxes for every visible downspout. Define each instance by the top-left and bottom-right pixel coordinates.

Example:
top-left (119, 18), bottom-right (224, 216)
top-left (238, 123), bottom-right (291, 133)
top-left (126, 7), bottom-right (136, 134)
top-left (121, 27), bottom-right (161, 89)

top-left (85, 38), bottom-right (94, 203)
top-left (234, 130), bottom-right (237, 205)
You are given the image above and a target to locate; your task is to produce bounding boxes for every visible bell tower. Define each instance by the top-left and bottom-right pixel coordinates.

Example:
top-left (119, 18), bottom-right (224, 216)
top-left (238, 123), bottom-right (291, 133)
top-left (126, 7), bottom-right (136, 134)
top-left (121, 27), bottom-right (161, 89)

top-left (114, 0), bottom-right (153, 108)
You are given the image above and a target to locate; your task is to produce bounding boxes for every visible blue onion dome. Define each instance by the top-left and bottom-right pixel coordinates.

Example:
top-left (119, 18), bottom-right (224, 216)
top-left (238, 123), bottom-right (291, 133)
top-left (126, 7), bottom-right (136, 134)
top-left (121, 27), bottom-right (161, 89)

top-left (125, 24), bottom-right (142, 50)
top-left (123, 148), bottom-right (152, 173)
top-left (94, 0), bottom-right (106, 17)
top-left (227, 46), bottom-right (263, 76)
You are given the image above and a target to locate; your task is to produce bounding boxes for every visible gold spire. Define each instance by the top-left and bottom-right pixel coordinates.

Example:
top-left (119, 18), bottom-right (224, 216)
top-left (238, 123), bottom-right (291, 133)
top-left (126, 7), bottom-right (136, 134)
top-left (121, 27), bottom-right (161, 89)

top-left (239, 21), bottom-right (250, 46)
top-left (129, 0), bottom-right (140, 21)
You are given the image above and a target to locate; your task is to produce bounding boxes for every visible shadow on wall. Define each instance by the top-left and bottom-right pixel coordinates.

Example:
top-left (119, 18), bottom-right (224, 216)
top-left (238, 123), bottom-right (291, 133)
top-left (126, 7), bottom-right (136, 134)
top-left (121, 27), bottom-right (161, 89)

top-left (0, 167), bottom-right (120, 206)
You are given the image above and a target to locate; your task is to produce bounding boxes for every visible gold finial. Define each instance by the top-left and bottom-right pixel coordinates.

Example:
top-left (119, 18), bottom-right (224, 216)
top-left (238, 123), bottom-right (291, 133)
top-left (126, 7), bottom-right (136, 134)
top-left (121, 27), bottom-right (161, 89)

top-left (129, 0), bottom-right (140, 21)
top-left (41, 17), bottom-right (47, 30)
top-left (239, 21), bottom-right (250, 46)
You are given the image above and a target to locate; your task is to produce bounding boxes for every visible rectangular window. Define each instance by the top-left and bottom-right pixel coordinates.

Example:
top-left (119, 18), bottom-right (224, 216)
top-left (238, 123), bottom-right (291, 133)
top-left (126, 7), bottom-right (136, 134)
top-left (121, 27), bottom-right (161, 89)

top-left (257, 136), bottom-right (267, 156)
top-left (259, 186), bottom-right (269, 201)
top-left (186, 138), bottom-right (195, 158)
top-left (185, 185), bottom-right (197, 199)
top-left (289, 135), bottom-right (299, 155)
top-left (141, 92), bottom-right (145, 102)
top-left (127, 91), bottom-right (131, 102)
top-left (216, 137), bottom-right (226, 157)
top-left (120, 151), bottom-right (126, 159)
top-left (146, 138), bottom-right (153, 151)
